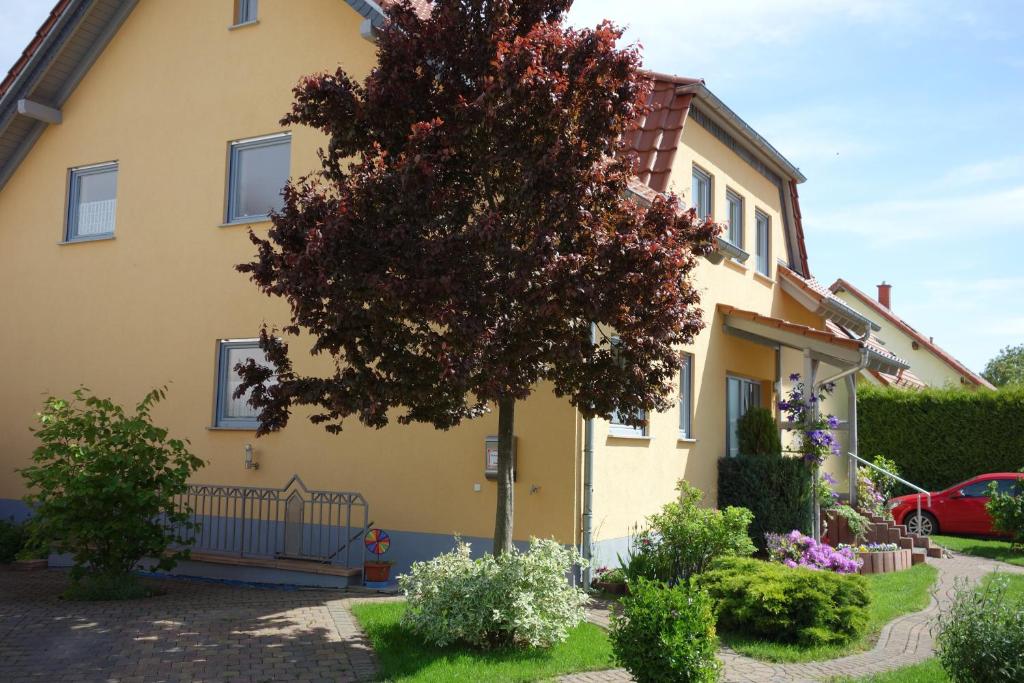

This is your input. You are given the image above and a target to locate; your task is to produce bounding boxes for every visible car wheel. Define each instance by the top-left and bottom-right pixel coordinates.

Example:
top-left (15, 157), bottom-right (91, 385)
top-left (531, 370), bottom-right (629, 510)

top-left (905, 510), bottom-right (938, 537)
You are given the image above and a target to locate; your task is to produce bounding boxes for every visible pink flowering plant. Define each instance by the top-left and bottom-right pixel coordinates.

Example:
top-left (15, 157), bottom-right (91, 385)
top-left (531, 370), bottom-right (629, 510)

top-left (766, 530), bottom-right (861, 574)
top-left (779, 374), bottom-right (840, 465)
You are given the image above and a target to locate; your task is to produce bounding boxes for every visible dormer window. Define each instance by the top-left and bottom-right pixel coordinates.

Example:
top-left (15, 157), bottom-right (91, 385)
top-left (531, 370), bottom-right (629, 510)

top-left (233, 0), bottom-right (258, 27)
top-left (692, 165), bottom-right (712, 221)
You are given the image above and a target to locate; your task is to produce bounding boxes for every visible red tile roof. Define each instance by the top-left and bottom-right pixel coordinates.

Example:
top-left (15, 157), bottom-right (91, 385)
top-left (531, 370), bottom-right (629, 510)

top-left (721, 305), bottom-right (862, 351)
top-left (871, 368), bottom-right (927, 390)
top-left (0, 0), bottom-right (70, 100)
top-left (382, 0), bottom-right (432, 19)
top-left (825, 320), bottom-right (908, 368)
top-left (830, 278), bottom-right (995, 390)
top-left (622, 72), bottom-right (702, 193)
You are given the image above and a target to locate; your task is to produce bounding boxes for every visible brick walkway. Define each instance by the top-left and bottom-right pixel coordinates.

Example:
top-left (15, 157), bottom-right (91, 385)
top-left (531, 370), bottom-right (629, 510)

top-left (560, 553), bottom-right (1024, 683)
top-left (0, 570), bottom-right (389, 683)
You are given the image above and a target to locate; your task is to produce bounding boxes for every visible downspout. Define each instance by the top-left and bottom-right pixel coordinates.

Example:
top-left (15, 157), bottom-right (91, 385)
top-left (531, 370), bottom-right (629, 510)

top-left (581, 322), bottom-right (596, 588)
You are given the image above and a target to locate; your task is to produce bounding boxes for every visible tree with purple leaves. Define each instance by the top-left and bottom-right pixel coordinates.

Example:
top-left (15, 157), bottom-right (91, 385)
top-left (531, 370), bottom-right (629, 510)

top-left (234, 0), bottom-right (720, 556)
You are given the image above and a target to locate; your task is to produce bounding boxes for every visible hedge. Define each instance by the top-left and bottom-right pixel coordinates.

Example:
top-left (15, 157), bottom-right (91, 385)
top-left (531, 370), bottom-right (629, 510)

top-left (858, 385), bottom-right (1024, 492)
top-left (718, 455), bottom-right (811, 551)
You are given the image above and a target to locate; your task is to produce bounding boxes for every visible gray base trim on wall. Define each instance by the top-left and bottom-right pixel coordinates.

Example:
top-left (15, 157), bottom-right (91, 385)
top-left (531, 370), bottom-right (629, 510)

top-left (590, 535), bottom-right (631, 570)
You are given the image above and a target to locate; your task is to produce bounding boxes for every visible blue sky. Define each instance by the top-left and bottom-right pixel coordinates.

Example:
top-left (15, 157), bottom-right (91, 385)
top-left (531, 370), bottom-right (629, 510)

top-left (2, 1), bottom-right (1021, 372)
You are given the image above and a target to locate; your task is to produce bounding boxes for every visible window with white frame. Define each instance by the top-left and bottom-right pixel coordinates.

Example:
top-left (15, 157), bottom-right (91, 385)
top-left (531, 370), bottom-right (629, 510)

top-left (214, 339), bottom-right (275, 428)
top-left (755, 210), bottom-right (771, 276)
top-left (679, 354), bottom-right (694, 439)
top-left (233, 0), bottom-right (258, 25)
top-left (726, 376), bottom-right (761, 457)
top-left (66, 162), bottom-right (117, 241)
top-left (726, 190), bottom-right (744, 248)
top-left (226, 133), bottom-right (291, 224)
top-left (609, 338), bottom-right (647, 437)
top-left (691, 165), bottom-right (712, 221)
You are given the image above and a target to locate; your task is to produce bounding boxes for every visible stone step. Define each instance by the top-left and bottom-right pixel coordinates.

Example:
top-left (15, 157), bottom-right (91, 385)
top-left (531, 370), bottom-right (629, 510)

top-left (910, 549), bottom-right (927, 565)
top-left (899, 537), bottom-right (915, 550)
top-left (927, 545), bottom-right (943, 558)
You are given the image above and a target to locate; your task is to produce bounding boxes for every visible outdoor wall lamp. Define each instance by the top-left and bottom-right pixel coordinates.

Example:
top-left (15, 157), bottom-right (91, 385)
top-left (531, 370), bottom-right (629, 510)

top-left (244, 443), bottom-right (259, 470)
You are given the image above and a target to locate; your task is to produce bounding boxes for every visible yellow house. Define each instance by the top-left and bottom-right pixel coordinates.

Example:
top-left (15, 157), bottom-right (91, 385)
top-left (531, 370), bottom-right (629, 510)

top-left (0, 0), bottom-right (909, 585)
top-left (829, 280), bottom-right (995, 390)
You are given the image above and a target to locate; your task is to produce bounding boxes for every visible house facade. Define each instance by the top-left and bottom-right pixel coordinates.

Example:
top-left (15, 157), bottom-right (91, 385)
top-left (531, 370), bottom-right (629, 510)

top-left (0, 0), bottom-right (907, 583)
top-left (829, 280), bottom-right (995, 390)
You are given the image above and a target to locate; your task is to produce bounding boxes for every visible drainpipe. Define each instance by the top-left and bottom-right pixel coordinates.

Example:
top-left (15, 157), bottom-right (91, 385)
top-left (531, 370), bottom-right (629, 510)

top-left (581, 322), bottom-right (597, 589)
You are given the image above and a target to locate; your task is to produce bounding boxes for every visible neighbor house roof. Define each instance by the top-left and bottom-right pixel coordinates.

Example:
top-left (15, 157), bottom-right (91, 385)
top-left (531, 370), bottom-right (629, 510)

top-left (777, 265), bottom-right (879, 338)
top-left (825, 320), bottom-right (924, 389)
top-left (830, 278), bottom-right (995, 390)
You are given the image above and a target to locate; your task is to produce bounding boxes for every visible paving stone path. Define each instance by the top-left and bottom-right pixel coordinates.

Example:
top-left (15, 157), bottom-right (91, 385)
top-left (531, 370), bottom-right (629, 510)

top-left (560, 553), bottom-right (1024, 683)
top-left (0, 570), bottom-right (390, 683)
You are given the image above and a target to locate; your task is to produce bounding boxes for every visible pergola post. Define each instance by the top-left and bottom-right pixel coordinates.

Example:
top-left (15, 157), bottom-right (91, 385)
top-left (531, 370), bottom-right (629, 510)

top-left (846, 373), bottom-right (858, 508)
top-left (804, 350), bottom-right (821, 540)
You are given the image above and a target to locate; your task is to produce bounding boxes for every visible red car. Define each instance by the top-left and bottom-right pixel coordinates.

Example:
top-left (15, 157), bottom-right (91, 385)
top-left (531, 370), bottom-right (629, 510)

top-left (889, 472), bottom-right (1023, 537)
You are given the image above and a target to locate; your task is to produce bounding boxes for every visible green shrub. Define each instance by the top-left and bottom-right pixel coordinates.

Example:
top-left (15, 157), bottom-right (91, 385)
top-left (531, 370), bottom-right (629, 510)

top-left (737, 407), bottom-right (782, 457)
top-left (62, 574), bottom-right (159, 601)
top-left (858, 385), bottom-right (1024, 491)
top-left (698, 557), bottom-right (870, 647)
top-left (620, 481), bottom-right (755, 585)
top-left (398, 538), bottom-right (588, 649)
top-left (610, 578), bottom-right (721, 683)
top-left (986, 473), bottom-right (1024, 549)
top-left (0, 518), bottom-right (27, 563)
top-left (20, 388), bottom-right (205, 594)
top-left (718, 455), bottom-right (811, 551)
top-left (864, 454), bottom-right (902, 500)
top-left (936, 574), bottom-right (1024, 682)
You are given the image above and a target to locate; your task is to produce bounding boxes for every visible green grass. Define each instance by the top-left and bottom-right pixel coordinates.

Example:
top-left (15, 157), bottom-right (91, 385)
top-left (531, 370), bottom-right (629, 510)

top-left (350, 601), bottom-right (613, 682)
top-left (830, 658), bottom-right (949, 682)
top-left (721, 562), bottom-right (939, 663)
top-left (981, 571), bottom-right (1024, 600)
top-left (931, 534), bottom-right (1024, 567)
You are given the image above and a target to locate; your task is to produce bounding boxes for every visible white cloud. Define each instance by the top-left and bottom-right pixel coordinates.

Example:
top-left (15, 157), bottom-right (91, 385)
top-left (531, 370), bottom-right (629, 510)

top-left (807, 184), bottom-right (1024, 243)
top-left (934, 155), bottom-right (1024, 188)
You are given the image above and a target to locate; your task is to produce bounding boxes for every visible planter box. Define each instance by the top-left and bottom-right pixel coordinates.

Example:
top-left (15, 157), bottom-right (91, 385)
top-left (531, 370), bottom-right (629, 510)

top-left (363, 561), bottom-right (393, 583)
top-left (594, 580), bottom-right (627, 595)
top-left (857, 549), bottom-right (912, 575)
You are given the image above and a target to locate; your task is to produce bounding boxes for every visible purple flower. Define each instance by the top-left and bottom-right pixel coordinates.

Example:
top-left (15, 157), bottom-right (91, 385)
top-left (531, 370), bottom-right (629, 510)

top-left (827, 415), bottom-right (840, 429)
top-left (789, 373), bottom-right (802, 382)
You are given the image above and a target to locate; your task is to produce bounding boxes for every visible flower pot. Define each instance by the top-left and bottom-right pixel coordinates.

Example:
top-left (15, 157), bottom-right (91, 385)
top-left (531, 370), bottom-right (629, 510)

top-left (13, 558), bottom-right (47, 571)
top-left (364, 561), bottom-right (393, 583)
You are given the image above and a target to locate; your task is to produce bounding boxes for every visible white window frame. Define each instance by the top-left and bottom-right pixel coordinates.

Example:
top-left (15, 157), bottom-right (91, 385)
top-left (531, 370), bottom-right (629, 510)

top-left (65, 162), bottom-right (118, 242)
top-left (755, 210), bottom-right (771, 276)
top-left (726, 189), bottom-right (744, 248)
top-left (692, 165), bottom-right (713, 221)
top-left (233, 0), bottom-right (258, 26)
top-left (726, 375), bottom-right (762, 457)
top-left (679, 354), bottom-right (694, 439)
top-left (226, 133), bottom-right (291, 224)
top-left (214, 339), bottom-right (273, 429)
top-left (609, 337), bottom-right (648, 437)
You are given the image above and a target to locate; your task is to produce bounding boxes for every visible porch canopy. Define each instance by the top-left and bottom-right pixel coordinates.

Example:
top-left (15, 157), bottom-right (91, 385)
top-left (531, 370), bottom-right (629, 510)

top-left (718, 303), bottom-right (909, 522)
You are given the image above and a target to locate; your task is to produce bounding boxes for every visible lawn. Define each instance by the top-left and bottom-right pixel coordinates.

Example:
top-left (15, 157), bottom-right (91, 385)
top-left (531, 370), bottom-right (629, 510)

top-left (830, 658), bottom-right (949, 682)
top-left (350, 601), bottom-right (613, 682)
top-left (721, 562), bottom-right (939, 663)
top-left (931, 534), bottom-right (1024, 567)
top-left (982, 570), bottom-right (1024, 599)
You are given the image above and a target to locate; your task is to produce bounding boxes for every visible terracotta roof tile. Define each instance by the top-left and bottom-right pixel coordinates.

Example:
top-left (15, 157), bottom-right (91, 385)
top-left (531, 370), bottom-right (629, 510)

top-left (623, 72), bottom-right (701, 193)
top-left (0, 0), bottom-right (70, 100)
top-left (830, 278), bottom-right (996, 390)
top-left (825, 320), bottom-right (908, 368)
top-left (720, 304), bottom-right (862, 351)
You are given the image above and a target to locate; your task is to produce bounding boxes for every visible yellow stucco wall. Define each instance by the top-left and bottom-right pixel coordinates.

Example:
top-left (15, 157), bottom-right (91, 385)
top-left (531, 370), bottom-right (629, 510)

top-left (833, 291), bottom-right (974, 388)
top-left (588, 117), bottom-right (834, 546)
top-left (0, 0), bottom-right (581, 545)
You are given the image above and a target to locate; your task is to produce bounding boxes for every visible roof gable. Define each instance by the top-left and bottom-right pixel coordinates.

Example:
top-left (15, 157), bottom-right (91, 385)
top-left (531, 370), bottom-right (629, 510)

top-left (830, 278), bottom-right (995, 390)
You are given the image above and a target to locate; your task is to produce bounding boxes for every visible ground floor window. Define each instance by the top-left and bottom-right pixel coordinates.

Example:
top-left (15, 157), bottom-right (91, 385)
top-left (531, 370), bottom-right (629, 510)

top-left (214, 339), bottom-right (275, 428)
top-left (726, 375), bottom-right (761, 457)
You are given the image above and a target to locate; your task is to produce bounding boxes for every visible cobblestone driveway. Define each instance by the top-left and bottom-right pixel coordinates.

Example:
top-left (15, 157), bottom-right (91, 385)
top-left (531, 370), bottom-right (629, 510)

top-left (0, 570), bottom-right (380, 683)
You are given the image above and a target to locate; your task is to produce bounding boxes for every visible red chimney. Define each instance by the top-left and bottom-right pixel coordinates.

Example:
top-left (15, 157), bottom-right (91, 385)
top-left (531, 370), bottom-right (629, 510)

top-left (877, 282), bottom-right (892, 309)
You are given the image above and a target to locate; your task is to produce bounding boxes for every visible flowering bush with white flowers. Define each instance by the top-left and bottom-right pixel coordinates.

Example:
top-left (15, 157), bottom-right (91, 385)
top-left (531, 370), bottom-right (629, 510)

top-left (399, 538), bottom-right (588, 649)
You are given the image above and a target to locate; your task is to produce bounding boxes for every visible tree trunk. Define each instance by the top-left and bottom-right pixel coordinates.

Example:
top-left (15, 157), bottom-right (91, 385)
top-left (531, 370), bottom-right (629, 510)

top-left (493, 397), bottom-right (515, 557)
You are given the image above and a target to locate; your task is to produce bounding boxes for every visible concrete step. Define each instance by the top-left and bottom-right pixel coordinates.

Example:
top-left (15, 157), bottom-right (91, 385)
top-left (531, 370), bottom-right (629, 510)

top-left (899, 537), bottom-right (915, 550)
top-left (927, 545), bottom-right (943, 558)
top-left (911, 549), bottom-right (927, 565)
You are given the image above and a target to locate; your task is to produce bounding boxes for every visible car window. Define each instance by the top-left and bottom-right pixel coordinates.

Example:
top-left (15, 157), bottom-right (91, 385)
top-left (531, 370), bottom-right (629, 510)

top-left (993, 478), bottom-right (1023, 496)
top-left (959, 480), bottom-right (994, 497)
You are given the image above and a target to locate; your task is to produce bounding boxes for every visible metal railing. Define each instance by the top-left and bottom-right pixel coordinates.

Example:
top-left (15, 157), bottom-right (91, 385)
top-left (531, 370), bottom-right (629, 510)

top-left (848, 452), bottom-right (932, 533)
top-left (172, 474), bottom-right (369, 568)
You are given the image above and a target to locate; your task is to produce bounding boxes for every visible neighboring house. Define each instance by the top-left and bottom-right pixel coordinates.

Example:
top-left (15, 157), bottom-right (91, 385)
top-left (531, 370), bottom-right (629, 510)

top-left (830, 280), bottom-right (994, 390)
top-left (0, 0), bottom-right (907, 582)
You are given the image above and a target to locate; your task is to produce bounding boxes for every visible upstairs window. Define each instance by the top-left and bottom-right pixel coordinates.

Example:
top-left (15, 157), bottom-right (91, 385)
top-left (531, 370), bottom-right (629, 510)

top-left (214, 339), bottom-right (276, 429)
top-left (692, 166), bottom-right (712, 221)
top-left (755, 210), bottom-right (771, 276)
top-left (66, 162), bottom-right (117, 241)
top-left (726, 189), bottom-right (744, 248)
top-left (679, 354), bottom-right (694, 439)
top-left (233, 0), bottom-right (258, 26)
top-left (226, 133), bottom-right (290, 224)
